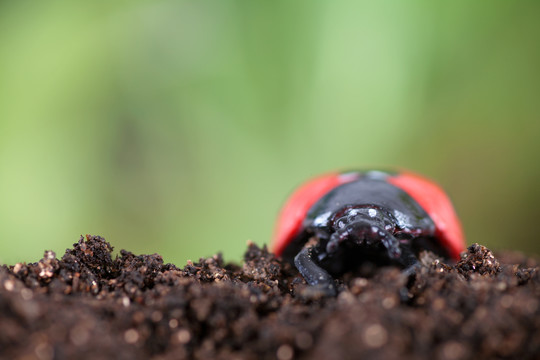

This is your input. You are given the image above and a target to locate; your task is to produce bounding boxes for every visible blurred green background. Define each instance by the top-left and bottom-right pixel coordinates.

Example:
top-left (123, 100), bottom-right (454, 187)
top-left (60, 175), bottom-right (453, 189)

top-left (1, 1), bottom-right (539, 265)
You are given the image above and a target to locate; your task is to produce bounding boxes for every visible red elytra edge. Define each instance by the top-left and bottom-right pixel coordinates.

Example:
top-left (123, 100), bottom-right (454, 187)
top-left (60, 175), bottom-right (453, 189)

top-left (387, 171), bottom-right (465, 261)
top-left (272, 172), bottom-right (359, 257)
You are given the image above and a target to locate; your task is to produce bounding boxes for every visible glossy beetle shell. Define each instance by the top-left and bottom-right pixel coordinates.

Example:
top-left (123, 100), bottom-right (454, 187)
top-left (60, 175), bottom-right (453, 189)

top-left (272, 169), bottom-right (465, 261)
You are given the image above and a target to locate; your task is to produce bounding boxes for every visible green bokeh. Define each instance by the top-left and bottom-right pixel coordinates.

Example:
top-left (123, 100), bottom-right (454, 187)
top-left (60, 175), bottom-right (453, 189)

top-left (1, 1), bottom-right (539, 265)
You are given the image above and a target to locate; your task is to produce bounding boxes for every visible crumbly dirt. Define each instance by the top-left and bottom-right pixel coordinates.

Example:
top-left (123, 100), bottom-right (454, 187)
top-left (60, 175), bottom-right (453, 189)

top-left (1, 235), bottom-right (539, 360)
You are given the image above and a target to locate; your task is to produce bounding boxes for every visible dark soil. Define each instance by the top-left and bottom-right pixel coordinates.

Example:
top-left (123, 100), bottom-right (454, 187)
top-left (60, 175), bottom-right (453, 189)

top-left (1, 235), bottom-right (539, 360)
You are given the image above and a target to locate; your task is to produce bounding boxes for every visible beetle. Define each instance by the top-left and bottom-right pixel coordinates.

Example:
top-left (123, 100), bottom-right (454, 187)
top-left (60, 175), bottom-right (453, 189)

top-left (272, 169), bottom-right (465, 296)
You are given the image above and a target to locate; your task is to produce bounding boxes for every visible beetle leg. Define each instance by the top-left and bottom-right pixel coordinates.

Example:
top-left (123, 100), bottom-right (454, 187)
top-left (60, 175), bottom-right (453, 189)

top-left (397, 245), bottom-right (420, 276)
top-left (294, 246), bottom-right (337, 296)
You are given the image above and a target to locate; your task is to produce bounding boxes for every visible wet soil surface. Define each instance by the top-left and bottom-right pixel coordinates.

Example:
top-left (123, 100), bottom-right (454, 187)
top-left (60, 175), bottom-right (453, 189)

top-left (1, 235), bottom-right (539, 360)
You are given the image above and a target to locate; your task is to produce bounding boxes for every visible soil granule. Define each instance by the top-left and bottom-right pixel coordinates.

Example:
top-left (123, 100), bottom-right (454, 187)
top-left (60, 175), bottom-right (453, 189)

top-left (1, 235), bottom-right (539, 359)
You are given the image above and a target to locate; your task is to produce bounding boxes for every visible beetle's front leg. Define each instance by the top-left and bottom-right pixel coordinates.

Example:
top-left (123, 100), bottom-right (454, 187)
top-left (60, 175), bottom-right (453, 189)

top-left (397, 244), bottom-right (420, 276)
top-left (294, 246), bottom-right (337, 296)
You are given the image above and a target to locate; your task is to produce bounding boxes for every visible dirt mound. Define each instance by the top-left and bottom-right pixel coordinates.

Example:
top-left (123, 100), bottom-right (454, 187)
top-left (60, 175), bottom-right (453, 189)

top-left (1, 235), bottom-right (539, 359)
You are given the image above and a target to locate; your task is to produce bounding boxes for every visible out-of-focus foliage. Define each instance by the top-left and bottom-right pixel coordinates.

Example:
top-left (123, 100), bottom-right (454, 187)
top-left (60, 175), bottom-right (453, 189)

top-left (1, 1), bottom-right (539, 265)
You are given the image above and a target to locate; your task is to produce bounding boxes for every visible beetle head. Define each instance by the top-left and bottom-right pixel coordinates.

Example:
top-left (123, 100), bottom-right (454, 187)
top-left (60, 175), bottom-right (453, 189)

top-left (325, 206), bottom-right (401, 259)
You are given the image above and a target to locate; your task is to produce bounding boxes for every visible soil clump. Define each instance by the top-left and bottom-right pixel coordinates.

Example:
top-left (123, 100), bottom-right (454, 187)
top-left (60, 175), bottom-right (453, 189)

top-left (1, 235), bottom-right (539, 359)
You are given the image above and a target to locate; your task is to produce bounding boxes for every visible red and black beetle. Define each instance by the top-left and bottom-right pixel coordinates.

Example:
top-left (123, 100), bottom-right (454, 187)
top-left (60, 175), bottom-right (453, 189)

top-left (272, 169), bottom-right (465, 295)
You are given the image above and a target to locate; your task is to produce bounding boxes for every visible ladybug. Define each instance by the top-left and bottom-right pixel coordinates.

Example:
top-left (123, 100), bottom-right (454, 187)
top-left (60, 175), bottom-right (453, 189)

top-left (272, 169), bottom-right (465, 296)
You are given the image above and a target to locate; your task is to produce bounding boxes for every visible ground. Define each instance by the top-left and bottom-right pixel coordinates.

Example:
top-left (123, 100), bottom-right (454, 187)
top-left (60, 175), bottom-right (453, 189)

top-left (0, 235), bottom-right (539, 359)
